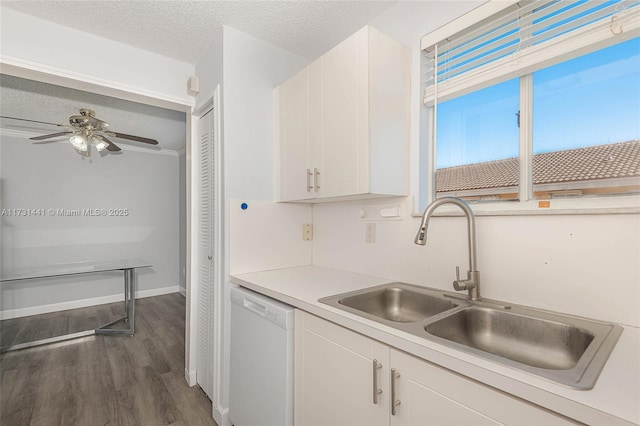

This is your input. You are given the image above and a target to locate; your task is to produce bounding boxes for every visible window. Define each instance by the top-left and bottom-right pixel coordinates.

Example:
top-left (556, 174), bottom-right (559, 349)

top-left (436, 78), bottom-right (520, 200)
top-left (421, 0), bottom-right (640, 211)
top-left (532, 38), bottom-right (640, 198)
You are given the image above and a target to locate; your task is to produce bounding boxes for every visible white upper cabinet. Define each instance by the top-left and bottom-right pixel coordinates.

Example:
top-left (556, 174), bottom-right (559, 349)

top-left (277, 65), bottom-right (313, 201)
top-left (275, 26), bottom-right (411, 202)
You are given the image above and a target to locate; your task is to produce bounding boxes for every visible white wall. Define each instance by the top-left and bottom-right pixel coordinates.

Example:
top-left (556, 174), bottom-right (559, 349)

top-left (211, 26), bottom-right (310, 426)
top-left (313, 198), bottom-right (640, 327)
top-left (369, 1), bottom-right (486, 201)
top-left (0, 134), bottom-right (181, 317)
top-left (194, 35), bottom-right (223, 111)
top-left (222, 26), bottom-right (308, 201)
top-left (311, 1), bottom-right (640, 328)
top-left (0, 4), bottom-right (192, 316)
top-left (229, 199), bottom-right (311, 275)
top-left (0, 7), bottom-right (195, 109)
top-left (191, 25), bottom-right (310, 426)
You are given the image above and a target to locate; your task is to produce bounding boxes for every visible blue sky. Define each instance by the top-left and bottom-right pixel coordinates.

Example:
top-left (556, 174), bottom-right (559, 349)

top-left (436, 36), bottom-right (640, 169)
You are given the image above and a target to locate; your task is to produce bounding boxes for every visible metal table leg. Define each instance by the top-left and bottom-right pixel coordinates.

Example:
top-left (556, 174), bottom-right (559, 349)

top-left (1, 268), bottom-right (137, 353)
top-left (96, 267), bottom-right (135, 336)
top-left (0, 262), bottom-right (148, 353)
top-left (124, 273), bottom-right (129, 321)
top-left (0, 330), bottom-right (96, 353)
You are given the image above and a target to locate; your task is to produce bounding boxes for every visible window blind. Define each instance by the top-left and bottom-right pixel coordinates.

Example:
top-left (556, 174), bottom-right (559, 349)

top-left (423, 0), bottom-right (640, 105)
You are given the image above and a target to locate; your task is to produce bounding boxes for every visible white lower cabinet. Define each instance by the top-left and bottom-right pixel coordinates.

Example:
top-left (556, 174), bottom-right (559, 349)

top-left (388, 349), bottom-right (576, 426)
top-left (294, 310), bottom-right (389, 426)
top-left (295, 311), bottom-right (575, 426)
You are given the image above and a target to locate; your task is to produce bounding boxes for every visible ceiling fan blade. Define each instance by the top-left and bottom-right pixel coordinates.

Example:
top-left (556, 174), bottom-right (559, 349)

top-left (111, 132), bottom-right (158, 145)
top-left (95, 135), bottom-right (121, 152)
top-left (0, 116), bottom-right (64, 127)
top-left (30, 131), bottom-right (74, 141)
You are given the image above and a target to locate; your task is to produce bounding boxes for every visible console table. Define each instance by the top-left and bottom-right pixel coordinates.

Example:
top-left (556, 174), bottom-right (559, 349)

top-left (0, 258), bottom-right (151, 353)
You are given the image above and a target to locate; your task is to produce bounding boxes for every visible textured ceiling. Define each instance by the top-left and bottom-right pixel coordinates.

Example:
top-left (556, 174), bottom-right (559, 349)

top-left (1, 1), bottom-right (400, 153)
top-left (1, 1), bottom-right (398, 63)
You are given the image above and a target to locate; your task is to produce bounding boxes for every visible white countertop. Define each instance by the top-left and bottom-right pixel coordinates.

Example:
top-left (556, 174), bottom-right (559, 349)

top-left (231, 265), bottom-right (640, 426)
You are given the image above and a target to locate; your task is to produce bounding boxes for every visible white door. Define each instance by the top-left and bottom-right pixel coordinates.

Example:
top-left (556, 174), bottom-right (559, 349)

top-left (320, 28), bottom-right (366, 197)
top-left (296, 312), bottom-right (388, 426)
top-left (389, 349), bottom-right (500, 426)
top-left (197, 108), bottom-right (215, 400)
top-left (278, 66), bottom-right (313, 201)
top-left (389, 349), bottom-right (571, 426)
top-left (308, 58), bottom-right (323, 198)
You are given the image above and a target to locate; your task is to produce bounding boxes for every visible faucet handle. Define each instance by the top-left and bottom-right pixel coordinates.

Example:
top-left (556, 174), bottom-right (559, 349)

top-left (453, 266), bottom-right (466, 291)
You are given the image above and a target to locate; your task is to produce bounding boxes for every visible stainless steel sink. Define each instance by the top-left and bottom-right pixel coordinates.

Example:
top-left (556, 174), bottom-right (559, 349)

top-left (426, 306), bottom-right (594, 370)
top-left (319, 282), bottom-right (458, 324)
top-left (319, 282), bottom-right (623, 389)
top-left (424, 305), bottom-right (622, 389)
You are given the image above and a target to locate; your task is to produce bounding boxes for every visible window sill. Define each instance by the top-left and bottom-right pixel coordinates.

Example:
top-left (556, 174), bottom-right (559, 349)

top-left (412, 195), bottom-right (640, 217)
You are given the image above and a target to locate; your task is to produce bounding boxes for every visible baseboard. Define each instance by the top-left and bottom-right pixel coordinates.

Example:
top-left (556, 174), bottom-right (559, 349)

top-left (179, 286), bottom-right (186, 297)
top-left (185, 368), bottom-right (197, 387)
top-left (214, 405), bottom-right (231, 426)
top-left (0, 285), bottom-right (180, 320)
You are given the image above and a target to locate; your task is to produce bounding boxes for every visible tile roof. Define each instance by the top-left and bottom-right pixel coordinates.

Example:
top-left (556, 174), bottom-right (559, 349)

top-left (436, 140), bottom-right (640, 192)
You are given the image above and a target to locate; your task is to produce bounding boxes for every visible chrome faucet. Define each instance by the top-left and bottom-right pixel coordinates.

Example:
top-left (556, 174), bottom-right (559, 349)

top-left (414, 197), bottom-right (481, 301)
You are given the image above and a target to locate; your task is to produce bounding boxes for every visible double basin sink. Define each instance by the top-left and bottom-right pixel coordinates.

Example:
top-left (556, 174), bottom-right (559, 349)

top-left (319, 282), bottom-right (622, 389)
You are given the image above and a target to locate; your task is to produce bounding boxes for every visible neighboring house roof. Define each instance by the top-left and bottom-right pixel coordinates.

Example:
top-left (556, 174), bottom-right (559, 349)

top-left (436, 140), bottom-right (640, 192)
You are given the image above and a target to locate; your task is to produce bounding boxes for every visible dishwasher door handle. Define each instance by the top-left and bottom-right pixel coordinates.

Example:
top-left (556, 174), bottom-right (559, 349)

top-left (244, 298), bottom-right (267, 317)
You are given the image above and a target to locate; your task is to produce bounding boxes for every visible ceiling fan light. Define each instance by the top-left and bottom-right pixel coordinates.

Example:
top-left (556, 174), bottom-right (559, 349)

top-left (92, 136), bottom-right (109, 152)
top-left (70, 134), bottom-right (87, 151)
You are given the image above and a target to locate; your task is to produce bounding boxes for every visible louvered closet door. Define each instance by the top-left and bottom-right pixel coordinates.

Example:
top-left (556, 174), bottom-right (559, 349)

top-left (197, 108), bottom-right (215, 400)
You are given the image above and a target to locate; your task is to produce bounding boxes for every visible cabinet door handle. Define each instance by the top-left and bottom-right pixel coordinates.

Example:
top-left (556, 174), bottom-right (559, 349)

top-left (372, 359), bottom-right (383, 404)
top-left (391, 368), bottom-right (401, 415)
top-left (313, 168), bottom-right (320, 192)
top-left (306, 168), bottom-right (313, 192)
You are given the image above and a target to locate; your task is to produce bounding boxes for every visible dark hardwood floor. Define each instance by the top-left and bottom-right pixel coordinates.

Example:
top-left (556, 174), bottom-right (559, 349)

top-left (0, 293), bottom-right (218, 426)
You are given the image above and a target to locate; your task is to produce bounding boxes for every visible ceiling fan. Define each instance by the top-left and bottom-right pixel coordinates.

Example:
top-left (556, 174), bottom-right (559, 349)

top-left (1, 108), bottom-right (158, 155)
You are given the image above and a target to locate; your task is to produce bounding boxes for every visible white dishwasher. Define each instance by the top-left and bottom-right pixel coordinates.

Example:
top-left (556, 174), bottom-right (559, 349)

top-left (230, 286), bottom-right (295, 426)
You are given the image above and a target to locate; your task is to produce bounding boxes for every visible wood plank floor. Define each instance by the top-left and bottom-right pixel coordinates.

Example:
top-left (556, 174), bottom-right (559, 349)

top-left (0, 293), bottom-right (218, 426)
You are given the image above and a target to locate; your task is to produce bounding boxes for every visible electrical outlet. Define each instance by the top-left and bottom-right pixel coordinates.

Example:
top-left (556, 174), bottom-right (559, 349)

top-left (365, 223), bottom-right (376, 243)
top-left (303, 224), bottom-right (313, 241)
